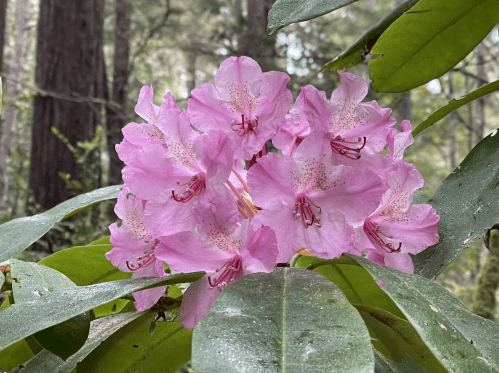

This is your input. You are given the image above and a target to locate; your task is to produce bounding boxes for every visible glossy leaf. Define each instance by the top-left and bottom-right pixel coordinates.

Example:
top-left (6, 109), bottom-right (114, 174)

top-left (412, 130), bottom-right (499, 278)
top-left (351, 255), bottom-right (499, 372)
top-left (22, 312), bottom-right (144, 373)
top-left (322, 0), bottom-right (418, 71)
top-left (0, 270), bottom-right (204, 351)
top-left (10, 259), bottom-right (90, 360)
top-left (369, 0), bottom-right (499, 92)
top-left (267, 0), bottom-right (357, 35)
top-left (374, 349), bottom-right (432, 373)
top-left (0, 185), bottom-right (122, 262)
top-left (0, 338), bottom-right (39, 372)
top-left (412, 80), bottom-right (499, 136)
top-left (193, 267), bottom-right (374, 372)
top-left (356, 304), bottom-right (445, 372)
top-left (77, 311), bottom-right (191, 373)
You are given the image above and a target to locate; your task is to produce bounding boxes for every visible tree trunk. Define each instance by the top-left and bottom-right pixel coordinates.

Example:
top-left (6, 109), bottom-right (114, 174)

top-left (0, 0), bottom-right (30, 211)
top-left (474, 42), bottom-right (486, 143)
top-left (240, 0), bottom-right (276, 71)
top-left (448, 71), bottom-right (457, 170)
top-left (107, 0), bottom-right (132, 187)
top-left (0, 0), bottom-right (7, 71)
top-left (29, 0), bottom-right (106, 209)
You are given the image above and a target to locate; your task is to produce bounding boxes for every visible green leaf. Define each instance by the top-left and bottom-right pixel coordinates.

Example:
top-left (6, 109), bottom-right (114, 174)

top-left (412, 80), bottom-right (499, 136)
top-left (10, 259), bottom-right (91, 360)
top-left (0, 271), bottom-right (204, 351)
top-left (0, 339), bottom-right (39, 372)
top-left (267, 0), bottom-right (358, 35)
top-left (22, 312), bottom-right (144, 373)
top-left (374, 349), bottom-right (431, 373)
top-left (39, 241), bottom-right (131, 286)
top-left (351, 255), bottom-right (499, 372)
top-left (322, 0), bottom-right (419, 71)
top-left (0, 185), bottom-right (122, 262)
top-left (76, 311), bottom-right (191, 373)
top-left (297, 256), bottom-right (405, 319)
top-left (369, 0), bottom-right (499, 92)
top-left (412, 130), bottom-right (499, 278)
top-left (355, 304), bottom-right (445, 372)
top-left (192, 267), bottom-right (374, 372)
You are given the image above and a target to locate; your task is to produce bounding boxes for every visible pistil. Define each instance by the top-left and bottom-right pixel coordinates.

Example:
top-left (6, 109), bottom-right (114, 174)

top-left (172, 173), bottom-right (206, 203)
top-left (330, 135), bottom-right (366, 160)
top-left (231, 114), bottom-right (259, 136)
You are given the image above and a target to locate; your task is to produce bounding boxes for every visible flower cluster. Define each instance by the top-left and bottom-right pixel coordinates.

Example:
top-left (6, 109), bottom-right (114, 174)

top-left (106, 56), bottom-right (439, 329)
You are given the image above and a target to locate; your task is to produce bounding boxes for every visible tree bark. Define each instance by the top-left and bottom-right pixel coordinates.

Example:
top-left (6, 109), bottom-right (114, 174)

top-left (0, 0), bottom-right (30, 211)
top-left (107, 0), bottom-right (132, 187)
top-left (448, 71), bottom-right (457, 170)
top-left (474, 42), bottom-right (486, 143)
top-left (29, 0), bottom-right (106, 209)
top-left (0, 0), bottom-right (7, 71)
top-left (240, 0), bottom-right (276, 71)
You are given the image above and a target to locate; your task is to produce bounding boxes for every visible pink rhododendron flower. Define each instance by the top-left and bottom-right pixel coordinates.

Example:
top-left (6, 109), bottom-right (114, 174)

top-left (106, 187), bottom-right (167, 311)
top-left (248, 132), bottom-right (385, 262)
top-left (387, 120), bottom-right (414, 161)
top-left (354, 162), bottom-right (439, 273)
top-left (155, 197), bottom-right (278, 329)
top-left (187, 56), bottom-right (293, 159)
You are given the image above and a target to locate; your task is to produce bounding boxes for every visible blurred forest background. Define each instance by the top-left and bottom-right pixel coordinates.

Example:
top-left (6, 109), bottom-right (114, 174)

top-left (0, 0), bottom-right (498, 317)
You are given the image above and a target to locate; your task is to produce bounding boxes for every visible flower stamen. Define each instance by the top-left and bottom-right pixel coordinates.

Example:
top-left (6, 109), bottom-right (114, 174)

top-left (208, 255), bottom-right (243, 290)
top-left (231, 114), bottom-right (259, 136)
top-left (172, 173), bottom-right (206, 203)
top-left (330, 135), bottom-right (366, 160)
top-left (363, 218), bottom-right (402, 253)
top-left (294, 194), bottom-right (322, 229)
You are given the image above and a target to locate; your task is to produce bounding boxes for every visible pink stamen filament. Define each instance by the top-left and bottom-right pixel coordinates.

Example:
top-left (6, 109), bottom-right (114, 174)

top-left (208, 255), bottom-right (243, 290)
top-left (231, 114), bottom-right (259, 136)
top-left (287, 135), bottom-right (304, 157)
top-left (293, 194), bottom-right (322, 229)
top-left (363, 218), bottom-right (402, 253)
top-left (330, 136), bottom-right (366, 160)
top-left (231, 167), bottom-right (249, 193)
top-left (126, 251), bottom-right (156, 272)
top-left (172, 173), bottom-right (206, 203)
top-left (226, 180), bottom-right (254, 220)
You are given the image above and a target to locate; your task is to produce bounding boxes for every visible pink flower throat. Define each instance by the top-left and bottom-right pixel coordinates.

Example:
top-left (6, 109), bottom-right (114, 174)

top-left (231, 114), bottom-right (259, 136)
top-left (172, 173), bottom-right (206, 203)
top-left (330, 136), bottom-right (366, 160)
top-left (363, 218), bottom-right (402, 253)
top-left (208, 255), bottom-right (243, 290)
top-left (294, 194), bottom-right (322, 229)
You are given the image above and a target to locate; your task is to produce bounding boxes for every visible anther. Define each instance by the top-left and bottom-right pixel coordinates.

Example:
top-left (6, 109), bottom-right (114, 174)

top-left (330, 136), bottom-right (366, 160)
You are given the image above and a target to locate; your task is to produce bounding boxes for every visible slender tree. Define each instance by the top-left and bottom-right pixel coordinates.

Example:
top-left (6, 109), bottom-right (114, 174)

top-left (107, 0), bottom-right (132, 187)
top-left (29, 0), bottom-right (106, 209)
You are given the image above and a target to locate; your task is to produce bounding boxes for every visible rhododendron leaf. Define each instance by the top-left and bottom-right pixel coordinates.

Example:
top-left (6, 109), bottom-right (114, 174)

top-left (0, 270), bottom-right (203, 351)
top-left (0, 185), bottom-right (122, 262)
top-left (369, 0), bottom-right (499, 92)
top-left (10, 259), bottom-right (90, 361)
top-left (356, 304), bottom-right (446, 373)
top-left (267, 0), bottom-right (358, 35)
top-left (412, 80), bottom-right (499, 136)
top-left (350, 255), bottom-right (499, 372)
top-left (21, 312), bottom-right (144, 373)
top-left (322, 0), bottom-right (418, 71)
top-left (412, 130), bottom-right (499, 278)
top-left (76, 311), bottom-right (191, 373)
top-left (192, 268), bottom-right (374, 372)
top-left (374, 349), bottom-right (434, 373)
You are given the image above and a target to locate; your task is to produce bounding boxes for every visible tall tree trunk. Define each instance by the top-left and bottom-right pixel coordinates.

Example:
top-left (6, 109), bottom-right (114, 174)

top-left (107, 0), bottom-right (132, 187)
top-left (29, 0), bottom-right (105, 209)
top-left (0, 0), bottom-right (7, 71)
top-left (0, 0), bottom-right (30, 211)
top-left (394, 91), bottom-right (412, 124)
top-left (448, 71), bottom-right (457, 170)
top-left (474, 42), bottom-right (486, 143)
top-left (186, 49), bottom-right (197, 95)
top-left (240, 0), bottom-right (276, 71)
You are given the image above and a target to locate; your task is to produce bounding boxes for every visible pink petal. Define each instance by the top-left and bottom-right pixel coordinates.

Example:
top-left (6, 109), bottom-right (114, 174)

top-left (178, 275), bottom-right (222, 329)
top-left (383, 252), bottom-right (414, 273)
top-left (193, 131), bottom-right (234, 184)
top-left (240, 225), bottom-right (278, 275)
top-left (132, 264), bottom-right (167, 312)
top-left (135, 85), bottom-right (159, 125)
top-left (387, 120), bottom-right (414, 161)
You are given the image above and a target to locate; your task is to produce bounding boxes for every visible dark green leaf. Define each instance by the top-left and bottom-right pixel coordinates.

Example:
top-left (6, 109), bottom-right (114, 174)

top-left (76, 311), bottom-right (191, 373)
top-left (10, 259), bottom-right (91, 360)
top-left (412, 130), bottom-right (499, 278)
top-left (0, 339), bottom-right (39, 372)
top-left (412, 80), bottom-right (499, 136)
top-left (193, 267), bottom-right (374, 372)
top-left (322, 0), bottom-right (419, 71)
top-left (369, 0), bottom-right (499, 92)
top-left (0, 271), bottom-right (204, 351)
top-left (22, 312), bottom-right (144, 373)
top-left (267, 0), bottom-right (358, 35)
top-left (351, 255), bottom-right (499, 372)
top-left (356, 304), bottom-right (445, 372)
top-left (374, 349), bottom-right (430, 373)
top-left (0, 185), bottom-right (122, 262)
